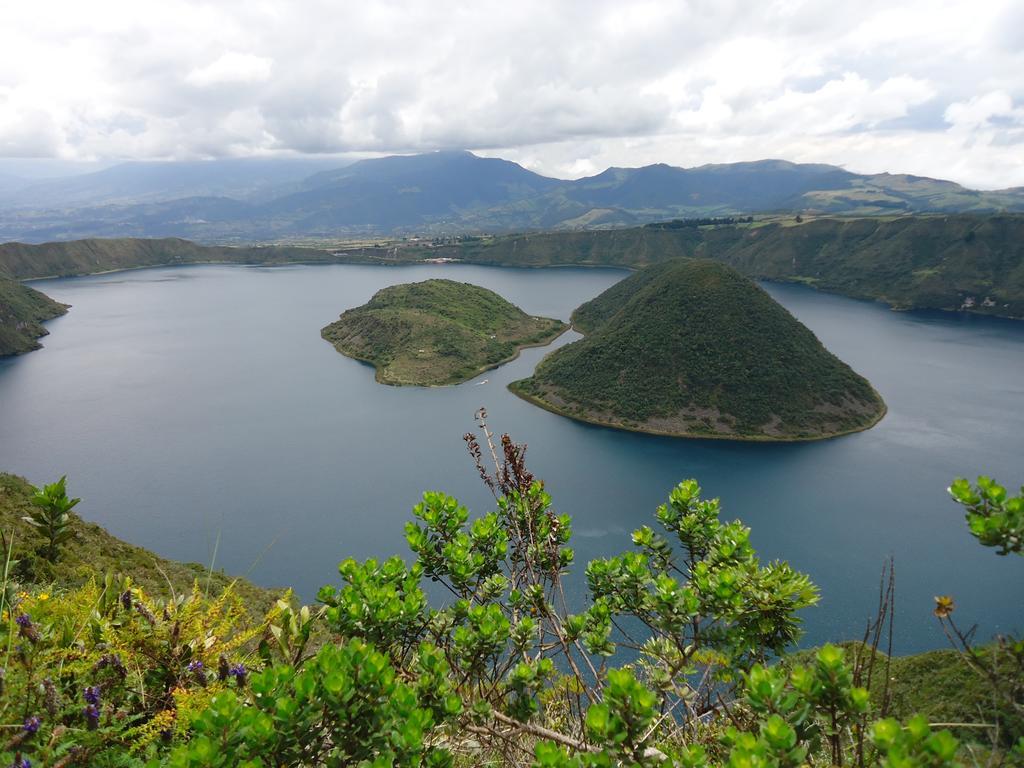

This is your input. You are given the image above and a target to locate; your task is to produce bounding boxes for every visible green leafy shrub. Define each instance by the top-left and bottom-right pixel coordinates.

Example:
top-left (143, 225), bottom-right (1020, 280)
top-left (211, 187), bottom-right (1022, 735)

top-left (949, 476), bottom-right (1023, 555)
top-left (23, 476), bottom-right (80, 563)
top-left (165, 638), bottom-right (457, 768)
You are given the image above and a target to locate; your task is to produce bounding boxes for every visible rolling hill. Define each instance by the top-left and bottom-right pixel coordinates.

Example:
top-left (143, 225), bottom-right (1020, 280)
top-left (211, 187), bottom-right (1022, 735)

top-left (2, 151), bottom-right (1023, 242)
top-left (510, 260), bottom-right (886, 440)
top-left (321, 279), bottom-right (566, 385)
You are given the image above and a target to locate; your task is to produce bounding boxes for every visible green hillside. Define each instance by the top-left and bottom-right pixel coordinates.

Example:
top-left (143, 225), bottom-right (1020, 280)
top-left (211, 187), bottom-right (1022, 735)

top-left (321, 279), bottom-right (567, 385)
top-left (347, 214), bottom-right (1024, 320)
top-left (0, 237), bottom-right (329, 279)
top-left (0, 273), bottom-right (67, 356)
top-left (511, 260), bottom-right (886, 440)
top-left (0, 472), bottom-right (280, 612)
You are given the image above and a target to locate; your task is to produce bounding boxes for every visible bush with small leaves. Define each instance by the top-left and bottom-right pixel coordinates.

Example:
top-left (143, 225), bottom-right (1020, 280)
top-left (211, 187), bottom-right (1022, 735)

top-left (315, 423), bottom-right (821, 764)
top-left (164, 638), bottom-right (457, 768)
top-left (533, 648), bottom-right (960, 768)
top-left (872, 716), bottom-right (961, 768)
top-left (949, 476), bottom-right (1023, 555)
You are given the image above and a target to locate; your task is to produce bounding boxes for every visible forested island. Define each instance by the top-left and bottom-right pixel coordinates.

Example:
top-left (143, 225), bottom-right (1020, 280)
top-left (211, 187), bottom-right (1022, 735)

top-left (321, 279), bottom-right (566, 385)
top-left (511, 260), bottom-right (886, 440)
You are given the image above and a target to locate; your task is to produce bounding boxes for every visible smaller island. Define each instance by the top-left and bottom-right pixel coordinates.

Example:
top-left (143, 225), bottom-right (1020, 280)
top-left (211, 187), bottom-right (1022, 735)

top-left (321, 279), bottom-right (567, 386)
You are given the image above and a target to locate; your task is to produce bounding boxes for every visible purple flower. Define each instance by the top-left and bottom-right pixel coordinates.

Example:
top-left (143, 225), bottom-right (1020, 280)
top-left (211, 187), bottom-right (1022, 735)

top-left (228, 663), bottom-right (248, 687)
top-left (94, 654), bottom-right (126, 680)
top-left (10, 756), bottom-right (31, 768)
top-left (42, 678), bottom-right (60, 715)
top-left (22, 716), bottom-right (41, 734)
top-left (187, 659), bottom-right (207, 686)
top-left (83, 703), bottom-right (101, 730)
top-left (119, 590), bottom-right (132, 611)
top-left (15, 615), bottom-right (39, 644)
top-left (83, 685), bottom-right (101, 706)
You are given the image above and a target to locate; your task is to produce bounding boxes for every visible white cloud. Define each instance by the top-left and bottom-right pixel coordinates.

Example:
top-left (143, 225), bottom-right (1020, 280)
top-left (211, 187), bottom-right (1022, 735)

top-left (0, 0), bottom-right (1020, 187)
top-left (945, 91), bottom-right (1024, 133)
top-left (185, 53), bottom-right (274, 88)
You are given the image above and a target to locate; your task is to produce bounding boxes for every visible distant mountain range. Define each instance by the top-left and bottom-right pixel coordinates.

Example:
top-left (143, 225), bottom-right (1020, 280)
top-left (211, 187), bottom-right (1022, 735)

top-left (1, 151), bottom-right (1023, 242)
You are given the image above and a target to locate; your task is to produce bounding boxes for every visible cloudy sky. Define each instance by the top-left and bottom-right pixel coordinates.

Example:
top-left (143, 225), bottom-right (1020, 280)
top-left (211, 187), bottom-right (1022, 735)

top-left (1, 0), bottom-right (1022, 188)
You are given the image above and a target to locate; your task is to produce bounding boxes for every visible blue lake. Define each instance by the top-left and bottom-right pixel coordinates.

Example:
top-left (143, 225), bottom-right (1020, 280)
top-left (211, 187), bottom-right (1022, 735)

top-left (1, 263), bottom-right (1021, 654)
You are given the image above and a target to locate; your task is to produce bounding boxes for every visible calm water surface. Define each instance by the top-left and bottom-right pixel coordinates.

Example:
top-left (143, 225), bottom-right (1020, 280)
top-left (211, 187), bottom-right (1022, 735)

top-left (1, 264), bottom-right (1021, 653)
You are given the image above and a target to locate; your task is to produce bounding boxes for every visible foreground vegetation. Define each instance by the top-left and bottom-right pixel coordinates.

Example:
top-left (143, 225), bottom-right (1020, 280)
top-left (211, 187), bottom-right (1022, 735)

top-left (1, 421), bottom-right (1020, 767)
top-left (321, 280), bottom-right (566, 385)
top-left (512, 260), bottom-right (885, 440)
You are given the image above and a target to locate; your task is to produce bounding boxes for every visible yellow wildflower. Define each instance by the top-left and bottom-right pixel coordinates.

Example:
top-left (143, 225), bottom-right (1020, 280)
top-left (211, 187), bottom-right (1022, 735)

top-left (933, 595), bottom-right (955, 618)
top-left (38, 593), bottom-right (49, 601)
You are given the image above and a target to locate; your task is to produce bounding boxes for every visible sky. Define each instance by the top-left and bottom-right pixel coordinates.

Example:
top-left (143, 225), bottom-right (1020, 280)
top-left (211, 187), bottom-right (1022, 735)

top-left (1, 0), bottom-right (1022, 188)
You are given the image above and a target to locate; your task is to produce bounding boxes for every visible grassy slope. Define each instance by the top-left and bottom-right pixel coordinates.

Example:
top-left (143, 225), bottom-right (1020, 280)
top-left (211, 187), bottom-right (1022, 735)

top-left (511, 260), bottom-right (886, 440)
top-left (790, 643), bottom-right (1020, 748)
top-left (0, 472), bottom-right (281, 614)
top-left (0, 273), bottom-right (68, 356)
top-left (321, 279), bottom-right (566, 385)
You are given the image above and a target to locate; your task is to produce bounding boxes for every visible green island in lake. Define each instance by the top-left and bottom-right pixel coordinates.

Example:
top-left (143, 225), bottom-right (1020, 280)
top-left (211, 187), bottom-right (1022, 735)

top-left (511, 259), bottom-right (887, 441)
top-left (321, 278), bottom-right (567, 385)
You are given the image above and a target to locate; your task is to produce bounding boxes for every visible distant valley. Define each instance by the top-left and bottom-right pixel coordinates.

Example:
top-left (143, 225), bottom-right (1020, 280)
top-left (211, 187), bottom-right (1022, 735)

top-left (1, 151), bottom-right (1023, 242)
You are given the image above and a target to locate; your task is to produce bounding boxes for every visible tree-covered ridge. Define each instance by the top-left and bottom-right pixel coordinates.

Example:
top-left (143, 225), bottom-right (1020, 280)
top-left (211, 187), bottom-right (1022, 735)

top-left (0, 237), bottom-right (327, 280)
top-left (339, 214), bottom-right (1024, 320)
top-left (0, 273), bottom-right (67, 356)
top-left (321, 279), bottom-right (567, 386)
top-left (512, 260), bottom-right (886, 440)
